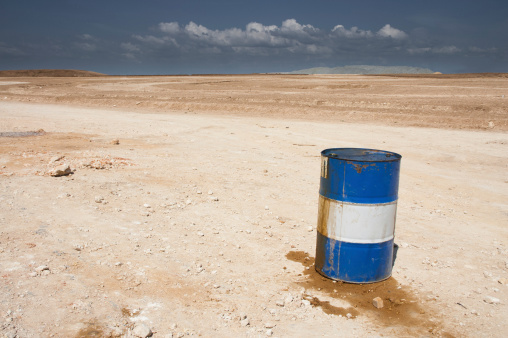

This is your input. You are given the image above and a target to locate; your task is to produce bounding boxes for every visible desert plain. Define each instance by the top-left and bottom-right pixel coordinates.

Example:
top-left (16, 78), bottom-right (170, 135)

top-left (0, 73), bottom-right (507, 337)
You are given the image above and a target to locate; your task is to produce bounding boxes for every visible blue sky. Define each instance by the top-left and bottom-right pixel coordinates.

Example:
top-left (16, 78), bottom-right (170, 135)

top-left (0, 0), bottom-right (506, 74)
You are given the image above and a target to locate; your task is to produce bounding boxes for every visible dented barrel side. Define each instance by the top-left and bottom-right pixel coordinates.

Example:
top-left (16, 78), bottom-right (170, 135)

top-left (315, 148), bottom-right (401, 283)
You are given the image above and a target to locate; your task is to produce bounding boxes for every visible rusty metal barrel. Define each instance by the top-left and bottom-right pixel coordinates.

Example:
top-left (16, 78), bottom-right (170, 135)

top-left (315, 148), bottom-right (402, 283)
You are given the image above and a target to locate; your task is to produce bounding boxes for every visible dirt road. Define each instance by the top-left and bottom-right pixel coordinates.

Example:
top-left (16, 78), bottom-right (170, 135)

top-left (0, 75), bottom-right (507, 337)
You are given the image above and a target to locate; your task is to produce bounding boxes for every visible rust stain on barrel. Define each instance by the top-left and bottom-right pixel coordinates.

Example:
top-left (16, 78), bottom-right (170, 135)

top-left (316, 196), bottom-right (330, 237)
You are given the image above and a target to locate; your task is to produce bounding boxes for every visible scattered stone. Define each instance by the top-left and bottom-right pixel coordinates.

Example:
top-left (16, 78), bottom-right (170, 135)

top-left (50, 164), bottom-right (72, 177)
top-left (197, 231), bottom-right (204, 237)
top-left (132, 323), bottom-right (152, 337)
top-left (110, 327), bottom-right (124, 337)
top-left (275, 300), bottom-right (285, 307)
top-left (49, 155), bottom-right (65, 163)
top-left (35, 265), bottom-right (50, 273)
top-left (95, 196), bottom-right (104, 203)
top-left (210, 196), bottom-right (219, 201)
top-left (301, 299), bottom-right (311, 306)
top-left (265, 206), bottom-right (269, 210)
top-left (484, 296), bottom-right (500, 304)
top-left (240, 318), bottom-right (250, 327)
top-left (3, 329), bottom-right (17, 338)
top-left (111, 139), bottom-right (120, 145)
top-left (307, 226), bottom-right (313, 232)
top-left (208, 190), bottom-right (213, 195)
top-left (488, 121), bottom-right (495, 129)
top-left (266, 329), bottom-right (273, 336)
top-left (265, 322), bottom-right (275, 329)
top-left (498, 278), bottom-right (508, 285)
top-left (372, 297), bottom-right (384, 309)
top-left (346, 313), bottom-right (353, 319)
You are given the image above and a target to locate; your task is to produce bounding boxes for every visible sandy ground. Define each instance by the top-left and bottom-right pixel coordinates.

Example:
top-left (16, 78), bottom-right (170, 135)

top-left (0, 75), bottom-right (507, 337)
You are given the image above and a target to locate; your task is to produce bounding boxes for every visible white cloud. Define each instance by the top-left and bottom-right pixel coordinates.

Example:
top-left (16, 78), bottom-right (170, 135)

top-left (469, 46), bottom-right (497, 53)
top-left (432, 46), bottom-right (461, 54)
top-left (332, 25), bottom-right (373, 38)
top-left (246, 22), bottom-right (277, 33)
top-left (407, 47), bottom-right (431, 54)
top-left (377, 24), bottom-right (408, 39)
top-left (74, 42), bottom-right (96, 51)
top-left (159, 22), bottom-right (180, 34)
top-left (281, 19), bottom-right (318, 34)
top-left (0, 43), bottom-right (26, 56)
top-left (80, 34), bottom-right (94, 41)
top-left (125, 19), bottom-right (410, 58)
top-left (121, 42), bottom-right (140, 52)
top-left (408, 46), bottom-right (461, 54)
top-left (133, 34), bottom-right (166, 45)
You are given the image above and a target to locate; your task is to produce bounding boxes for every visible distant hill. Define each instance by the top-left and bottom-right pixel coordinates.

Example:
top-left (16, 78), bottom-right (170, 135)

top-left (0, 69), bottom-right (106, 77)
top-left (286, 65), bottom-right (435, 75)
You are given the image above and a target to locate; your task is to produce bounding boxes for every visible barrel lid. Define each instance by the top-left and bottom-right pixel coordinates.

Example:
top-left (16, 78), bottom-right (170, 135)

top-left (321, 148), bottom-right (401, 162)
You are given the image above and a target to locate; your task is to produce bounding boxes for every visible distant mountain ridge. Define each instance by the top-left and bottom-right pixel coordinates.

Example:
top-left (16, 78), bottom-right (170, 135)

top-left (0, 69), bottom-right (106, 77)
top-left (286, 65), bottom-right (436, 75)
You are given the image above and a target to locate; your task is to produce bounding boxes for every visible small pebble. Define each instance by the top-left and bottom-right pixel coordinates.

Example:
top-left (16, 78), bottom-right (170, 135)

top-left (50, 164), bottom-right (72, 177)
top-left (372, 297), bottom-right (384, 309)
top-left (132, 323), bottom-right (152, 337)
top-left (36, 265), bottom-right (49, 272)
top-left (484, 296), bottom-right (500, 304)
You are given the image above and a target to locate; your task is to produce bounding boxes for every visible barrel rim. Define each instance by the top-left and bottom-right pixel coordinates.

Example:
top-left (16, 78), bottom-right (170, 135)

top-left (321, 147), bottom-right (402, 162)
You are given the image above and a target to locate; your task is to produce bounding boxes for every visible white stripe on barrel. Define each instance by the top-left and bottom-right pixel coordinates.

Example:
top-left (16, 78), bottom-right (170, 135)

top-left (317, 195), bottom-right (397, 244)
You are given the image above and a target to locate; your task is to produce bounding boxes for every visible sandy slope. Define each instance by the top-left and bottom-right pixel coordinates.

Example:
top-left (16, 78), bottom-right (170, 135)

top-left (0, 75), bottom-right (507, 337)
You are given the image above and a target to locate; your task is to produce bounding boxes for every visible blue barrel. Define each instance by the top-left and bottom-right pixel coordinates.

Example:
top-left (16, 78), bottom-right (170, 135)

top-left (315, 148), bottom-right (402, 283)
